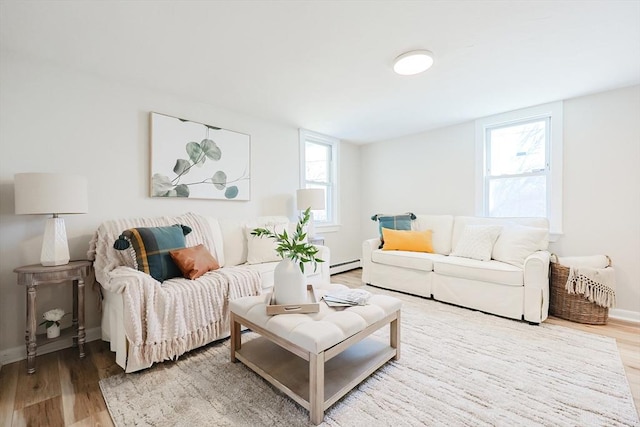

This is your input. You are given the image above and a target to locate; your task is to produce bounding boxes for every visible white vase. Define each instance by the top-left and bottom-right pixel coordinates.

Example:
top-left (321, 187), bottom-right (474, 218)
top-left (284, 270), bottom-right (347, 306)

top-left (47, 324), bottom-right (60, 339)
top-left (273, 258), bottom-right (307, 305)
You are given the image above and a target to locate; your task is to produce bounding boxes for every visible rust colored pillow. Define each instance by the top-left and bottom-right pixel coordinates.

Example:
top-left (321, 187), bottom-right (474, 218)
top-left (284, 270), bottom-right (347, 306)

top-left (169, 244), bottom-right (220, 280)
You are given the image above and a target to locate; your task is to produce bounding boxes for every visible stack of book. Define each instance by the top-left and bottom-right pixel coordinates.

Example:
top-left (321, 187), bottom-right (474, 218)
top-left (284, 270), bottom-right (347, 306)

top-left (322, 289), bottom-right (372, 307)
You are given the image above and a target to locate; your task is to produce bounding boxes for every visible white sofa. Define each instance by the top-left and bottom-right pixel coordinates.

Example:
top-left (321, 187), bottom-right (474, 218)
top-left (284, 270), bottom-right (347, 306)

top-left (362, 215), bottom-right (550, 324)
top-left (89, 212), bottom-right (330, 372)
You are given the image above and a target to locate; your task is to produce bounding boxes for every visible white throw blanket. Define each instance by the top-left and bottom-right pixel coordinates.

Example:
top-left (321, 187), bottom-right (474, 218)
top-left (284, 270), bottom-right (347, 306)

top-left (115, 266), bottom-right (261, 366)
top-left (88, 212), bottom-right (262, 368)
top-left (558, 255), bottom-right (616, 309)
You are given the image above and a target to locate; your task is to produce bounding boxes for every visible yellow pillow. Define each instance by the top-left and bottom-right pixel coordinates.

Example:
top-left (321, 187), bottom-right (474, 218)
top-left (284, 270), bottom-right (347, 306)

top-left (381, 228), bottom-right (434, 253)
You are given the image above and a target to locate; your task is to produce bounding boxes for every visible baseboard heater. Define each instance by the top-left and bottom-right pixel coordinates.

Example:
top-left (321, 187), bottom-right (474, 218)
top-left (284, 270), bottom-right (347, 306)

top-left (330, 260), bottom-right (361, 275)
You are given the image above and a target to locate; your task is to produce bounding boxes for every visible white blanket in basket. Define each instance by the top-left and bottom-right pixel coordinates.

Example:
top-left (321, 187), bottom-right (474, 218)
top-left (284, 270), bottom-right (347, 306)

top-left (558, 255), bottom-right (616, 309)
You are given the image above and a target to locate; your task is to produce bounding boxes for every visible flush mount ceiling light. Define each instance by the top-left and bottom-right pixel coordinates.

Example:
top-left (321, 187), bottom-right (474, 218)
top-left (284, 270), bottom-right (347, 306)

top-left (393, 50), bottom-right (434, 75)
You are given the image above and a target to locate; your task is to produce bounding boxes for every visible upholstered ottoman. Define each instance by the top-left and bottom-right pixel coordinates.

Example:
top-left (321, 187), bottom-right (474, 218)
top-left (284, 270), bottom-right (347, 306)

top-left (229, 284), bottom-right (402, 425)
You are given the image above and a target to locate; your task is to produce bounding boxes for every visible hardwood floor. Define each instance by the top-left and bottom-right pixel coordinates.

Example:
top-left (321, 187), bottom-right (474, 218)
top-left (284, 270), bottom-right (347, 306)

top-left (1, 268), bottom-right (638, 426)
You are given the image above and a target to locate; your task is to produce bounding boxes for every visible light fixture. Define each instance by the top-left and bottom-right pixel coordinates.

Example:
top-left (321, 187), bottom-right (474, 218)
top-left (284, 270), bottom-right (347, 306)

top-left (393, 50), bottom-right (434, 75)
top-left (14, 173), bottom-right (89, 266)
top-left (296, 188), bottom-right (325, 238)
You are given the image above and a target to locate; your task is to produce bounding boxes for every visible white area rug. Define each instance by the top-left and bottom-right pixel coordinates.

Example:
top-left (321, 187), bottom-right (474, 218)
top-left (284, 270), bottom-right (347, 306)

top-left (100, 288), bottom-right (639, 426)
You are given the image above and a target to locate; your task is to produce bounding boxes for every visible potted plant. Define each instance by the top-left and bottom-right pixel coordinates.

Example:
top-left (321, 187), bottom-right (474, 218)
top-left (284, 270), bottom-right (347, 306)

top-left (251, 208), bottom-right (324, 304)
top-left (39, 308), bottom-right (68, 338)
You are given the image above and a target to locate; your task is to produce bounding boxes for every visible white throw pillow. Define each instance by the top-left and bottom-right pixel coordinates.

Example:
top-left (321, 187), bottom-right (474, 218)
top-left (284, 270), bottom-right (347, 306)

top-left (451, 225), bottom-right (502, 261)
top-left (246, 224), bottom-right (286, 264)
top-left (492, 225), bottom-right (548, 267)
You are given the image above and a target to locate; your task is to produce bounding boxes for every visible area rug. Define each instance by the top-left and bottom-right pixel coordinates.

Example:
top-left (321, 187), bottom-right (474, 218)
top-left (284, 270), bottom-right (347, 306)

top-left (100, 288), bottom-right (639, 426)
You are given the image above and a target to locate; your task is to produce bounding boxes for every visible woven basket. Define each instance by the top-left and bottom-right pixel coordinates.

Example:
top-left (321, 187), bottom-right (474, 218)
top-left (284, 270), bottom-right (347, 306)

top-left (549, 261), bottom-right (609, 325)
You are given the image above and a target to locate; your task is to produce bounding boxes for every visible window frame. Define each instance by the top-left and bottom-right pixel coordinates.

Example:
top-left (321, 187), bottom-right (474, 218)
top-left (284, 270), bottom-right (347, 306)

top-left (299, 128), bottom-right (340, 232)
top-left (475, 102), bottom-right (563, 239)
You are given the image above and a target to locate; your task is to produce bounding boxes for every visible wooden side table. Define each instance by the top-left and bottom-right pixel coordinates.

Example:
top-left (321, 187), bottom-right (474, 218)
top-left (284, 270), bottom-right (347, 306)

top-left (14, 260), bottom-right (92, 374)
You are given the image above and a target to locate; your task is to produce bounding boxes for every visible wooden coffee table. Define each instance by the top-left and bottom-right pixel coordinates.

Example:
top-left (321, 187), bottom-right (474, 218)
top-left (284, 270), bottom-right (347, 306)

top-left (229, 286), bottom-right (401, 425)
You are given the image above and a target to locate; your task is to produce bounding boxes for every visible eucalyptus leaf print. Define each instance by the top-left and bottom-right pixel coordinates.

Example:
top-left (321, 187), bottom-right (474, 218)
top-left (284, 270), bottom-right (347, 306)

top-left (150, 112), bottom-right (251, 200)
top-left (212, 171), bottom-right (227, 190)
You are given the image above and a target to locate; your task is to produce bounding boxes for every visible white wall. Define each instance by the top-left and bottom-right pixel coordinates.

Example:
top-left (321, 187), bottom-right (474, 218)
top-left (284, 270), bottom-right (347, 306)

top-left (552, 86), bottom-right (640, 315)
top-left (360, 122), bottom-right (475, 238)
top-left (323, 141), bottom-right (362, 266)
top-left (360, 85), bottom-right (640, 315)
top-left (0, 50), bottom-right (361, 357)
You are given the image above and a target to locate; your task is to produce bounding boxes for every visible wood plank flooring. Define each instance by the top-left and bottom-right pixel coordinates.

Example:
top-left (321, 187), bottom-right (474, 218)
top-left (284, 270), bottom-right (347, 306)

top-left (1, 268), bottom-right (638, 426)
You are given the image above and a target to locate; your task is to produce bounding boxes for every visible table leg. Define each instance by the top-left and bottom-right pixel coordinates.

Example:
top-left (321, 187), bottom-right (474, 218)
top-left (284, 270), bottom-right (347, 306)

top-left (309, 351), bottom-right (325, 425)
top-left (77, 278), bottom-right (85, 358)
top-left (391, 310), bottom-right (401, 360)
top-left (26, 284), bottom-right (37, 374)
top-left (72, 278), bottom-right (78, 348)
top-left (230, 313), bottom-right (241, 362)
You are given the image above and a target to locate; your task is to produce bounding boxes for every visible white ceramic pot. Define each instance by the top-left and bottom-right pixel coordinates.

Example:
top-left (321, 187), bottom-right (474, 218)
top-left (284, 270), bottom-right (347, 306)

top-left (47, 324), bottom-right (60, 339)
top-left (273, 258), bottom-right (307, 305)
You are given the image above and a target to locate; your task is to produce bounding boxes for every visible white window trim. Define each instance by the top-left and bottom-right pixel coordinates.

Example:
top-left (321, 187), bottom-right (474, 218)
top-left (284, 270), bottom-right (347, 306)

top-left (299, 128), bottom-right (340, 232)
top-left (475, 101), bottom-right (563, 240)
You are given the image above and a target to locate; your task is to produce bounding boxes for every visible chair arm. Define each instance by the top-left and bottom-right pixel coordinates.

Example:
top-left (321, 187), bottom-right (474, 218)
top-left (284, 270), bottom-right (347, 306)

top-left (361, 238), bottom-right (381, 284)
top-left (314, 245), bottom-right (331, 285)
top-left (523, 250), bottom-right (551, 323)
top-left (102, 266), bottom-right (159, 294)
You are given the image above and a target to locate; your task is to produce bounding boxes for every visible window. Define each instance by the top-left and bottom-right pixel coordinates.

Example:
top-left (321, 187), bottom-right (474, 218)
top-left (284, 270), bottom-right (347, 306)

top-left (299, 129), bottom-right (339, 230)
top-left (475, 102), bottom-right (563, 237)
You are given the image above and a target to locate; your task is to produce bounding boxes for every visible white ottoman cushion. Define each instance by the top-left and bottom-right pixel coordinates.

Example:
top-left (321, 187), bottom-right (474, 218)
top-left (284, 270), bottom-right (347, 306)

top-left (230, 284), bottom-right (401, 354)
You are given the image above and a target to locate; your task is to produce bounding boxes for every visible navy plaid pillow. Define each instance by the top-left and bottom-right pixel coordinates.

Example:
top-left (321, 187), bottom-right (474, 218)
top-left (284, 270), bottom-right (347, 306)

top-left (114, 224), bottom-right (192, 282)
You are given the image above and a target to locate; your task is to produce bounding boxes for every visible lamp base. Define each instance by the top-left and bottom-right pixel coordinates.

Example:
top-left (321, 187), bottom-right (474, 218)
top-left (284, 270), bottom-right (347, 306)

top-left (307, 211), bottom-right (316, 239)
top-left (41, 216), bottom-right (70, 266)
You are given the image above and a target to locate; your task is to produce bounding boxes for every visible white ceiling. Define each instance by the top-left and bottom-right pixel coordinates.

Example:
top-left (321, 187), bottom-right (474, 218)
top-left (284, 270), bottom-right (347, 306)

top-left (1, 1), bottom-right (639, 143)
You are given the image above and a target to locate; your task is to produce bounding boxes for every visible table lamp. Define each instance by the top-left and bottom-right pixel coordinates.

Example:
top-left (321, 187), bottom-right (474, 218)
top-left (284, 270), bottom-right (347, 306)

top-left (14, 173), bottom-right (88, 266)
top-left (296, 188), bottom-right (325, 238)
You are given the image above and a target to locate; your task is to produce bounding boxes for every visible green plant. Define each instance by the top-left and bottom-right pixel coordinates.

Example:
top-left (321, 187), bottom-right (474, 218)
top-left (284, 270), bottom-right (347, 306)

top-left (251, 208), bottom-right (324, 273)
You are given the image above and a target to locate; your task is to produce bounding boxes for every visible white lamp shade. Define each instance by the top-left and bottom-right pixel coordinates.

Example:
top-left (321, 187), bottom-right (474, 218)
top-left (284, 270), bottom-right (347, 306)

top-left (15, 173), bottom-right (88, 215)
top-left (296, 188), bottom-right (325, 211)
top-left (14, 173), bottom-right (88, 266)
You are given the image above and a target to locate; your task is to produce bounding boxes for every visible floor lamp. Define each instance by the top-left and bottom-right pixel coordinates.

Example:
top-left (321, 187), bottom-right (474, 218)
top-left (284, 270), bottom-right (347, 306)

top-left (296, 188), bottom-right (325, 238)
top-left (14, 173), bottom-right (89, 266)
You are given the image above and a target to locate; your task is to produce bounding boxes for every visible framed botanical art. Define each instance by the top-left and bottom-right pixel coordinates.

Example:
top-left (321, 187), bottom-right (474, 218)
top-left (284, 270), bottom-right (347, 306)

top-left (150, 112), bottom-right (250, 200)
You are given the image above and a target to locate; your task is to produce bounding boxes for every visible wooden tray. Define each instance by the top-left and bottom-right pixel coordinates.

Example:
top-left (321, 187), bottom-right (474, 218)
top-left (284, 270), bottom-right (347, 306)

top-left (266, 284), bottom-right (319, 315)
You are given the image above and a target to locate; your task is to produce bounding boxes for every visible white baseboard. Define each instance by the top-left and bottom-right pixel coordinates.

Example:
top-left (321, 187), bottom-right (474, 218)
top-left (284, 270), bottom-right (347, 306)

top-left (0, 327), bottom-right (102, 367)
top-left (330, 260), bottom-right (361, 275)
top-left (609, 308), bottom-right (640, 323)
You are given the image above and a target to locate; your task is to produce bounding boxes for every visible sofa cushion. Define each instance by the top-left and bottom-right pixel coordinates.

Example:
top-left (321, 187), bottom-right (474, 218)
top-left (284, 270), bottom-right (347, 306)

top-left (452, 216), bottom-right (549, 250)
top-left (381, 228), bottom-right (434, 253)
top-left (242, 262), bottom-right (278, 291)
top-left (202, 216), bottom-right (226, 267)
top-left (169, 244), bottom-right (220, 279)
top-left (412, 215), bottom-right (454, 255)
top-left (434, 256), bottom-right (523, 286)
top-left (246, 224), bottom-right (287, 264)
top-left (219, 220), bottom-right (249, 267)
top-left (450, 225), bottom-right (502, 261)
top-left (492, 224), bottom-right (548, 267)
top-left (372, 249), bottom-right (445, 272)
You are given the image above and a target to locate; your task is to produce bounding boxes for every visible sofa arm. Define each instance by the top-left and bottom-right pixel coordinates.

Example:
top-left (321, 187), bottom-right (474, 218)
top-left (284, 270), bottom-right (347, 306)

top-left (361, 238), bottom-right (381, 284)
top-left (101, 266), bottom-right (160, 294)
top-left (312, 244), bottom-right (331, 285)
top-left (523, 250), bottom-right (551, 323)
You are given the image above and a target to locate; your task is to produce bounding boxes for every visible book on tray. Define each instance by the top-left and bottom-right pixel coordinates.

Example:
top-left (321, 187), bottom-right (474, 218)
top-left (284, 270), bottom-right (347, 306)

top-left (322, 289), bottom-right (371, 307)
